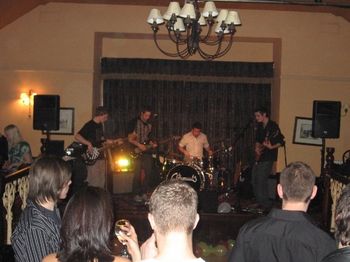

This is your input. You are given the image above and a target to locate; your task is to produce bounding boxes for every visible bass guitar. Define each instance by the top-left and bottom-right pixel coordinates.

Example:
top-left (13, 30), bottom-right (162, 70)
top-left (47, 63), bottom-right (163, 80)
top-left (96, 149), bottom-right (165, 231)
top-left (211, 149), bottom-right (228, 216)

top-left (65, 139), bottom-right (125, 166)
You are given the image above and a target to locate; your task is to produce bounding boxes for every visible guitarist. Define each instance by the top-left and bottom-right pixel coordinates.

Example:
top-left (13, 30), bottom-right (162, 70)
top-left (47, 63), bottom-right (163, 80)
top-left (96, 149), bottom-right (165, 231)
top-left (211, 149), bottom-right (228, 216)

top-left (251, 107), bottom-right (284, 211)
top-left (75, 106), bottom-right (122, 189)
top-left (127, 107), bottom-right (158, 203)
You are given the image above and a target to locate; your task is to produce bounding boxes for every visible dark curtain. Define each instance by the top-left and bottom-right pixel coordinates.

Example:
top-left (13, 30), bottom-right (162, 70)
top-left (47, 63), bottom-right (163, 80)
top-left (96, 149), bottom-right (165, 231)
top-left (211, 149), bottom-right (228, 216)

top-left (102, 58), bottom-right (273, 169)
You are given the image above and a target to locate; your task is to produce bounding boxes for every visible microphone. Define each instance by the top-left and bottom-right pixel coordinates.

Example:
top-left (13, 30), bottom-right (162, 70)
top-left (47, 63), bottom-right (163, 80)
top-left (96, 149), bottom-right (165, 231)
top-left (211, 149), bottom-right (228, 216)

top-left (153, 113), bottom-right (158, 118)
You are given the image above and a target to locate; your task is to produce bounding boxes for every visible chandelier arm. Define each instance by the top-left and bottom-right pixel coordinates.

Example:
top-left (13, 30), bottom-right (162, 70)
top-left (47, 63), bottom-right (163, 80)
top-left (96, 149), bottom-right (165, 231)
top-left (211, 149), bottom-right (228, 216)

top-left (214, 41), bottom-right (232, 59)
top-left (197, 35), bottom-right (224, 60)
top-left (176, 40), bottom-right (191, 59)
top-left (199, 33), bottom-right (234, 60)
top-left (197, 44), bottom-right (217, 60)
top-left (168, 30), bottom-right (188, 45)
top-left (153, 32), bottom-right (182, 57)
top-left (200, 28), bottom-right (235, 46)
top-left (214, 34), bottom-right (235, 58)
top-left (199, 23), bottom-right (214, 43)
top-left (200, 35), bottom-right (224, 46)
top-left (177, 41), bottom-right (191, 57)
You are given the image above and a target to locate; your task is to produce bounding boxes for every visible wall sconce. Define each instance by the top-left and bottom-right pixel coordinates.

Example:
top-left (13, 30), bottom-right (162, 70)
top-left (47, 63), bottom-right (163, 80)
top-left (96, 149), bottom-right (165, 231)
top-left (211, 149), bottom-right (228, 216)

top-left (20, 89), bottom-right (36, 118)
top-left (342, 103), bottom-right (349, 117)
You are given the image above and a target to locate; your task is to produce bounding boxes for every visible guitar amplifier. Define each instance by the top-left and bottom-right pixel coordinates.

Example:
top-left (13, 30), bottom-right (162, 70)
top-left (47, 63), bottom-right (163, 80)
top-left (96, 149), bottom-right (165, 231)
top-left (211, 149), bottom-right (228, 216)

top-left (113, 171), bottom-right (134, 193)
top-left (44, 140), bottom-right (65, 157)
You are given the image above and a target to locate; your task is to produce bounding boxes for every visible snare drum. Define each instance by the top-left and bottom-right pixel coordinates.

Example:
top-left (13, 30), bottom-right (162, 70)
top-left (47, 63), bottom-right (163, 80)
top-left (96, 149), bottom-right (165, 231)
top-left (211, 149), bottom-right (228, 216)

top-left (166, 164), bottom-right (207, 191)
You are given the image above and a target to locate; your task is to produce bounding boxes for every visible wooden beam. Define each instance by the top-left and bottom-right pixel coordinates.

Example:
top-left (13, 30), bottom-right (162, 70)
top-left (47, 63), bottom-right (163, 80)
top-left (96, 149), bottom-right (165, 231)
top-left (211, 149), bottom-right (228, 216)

top-left (0, 0), bottom-right (349, 30)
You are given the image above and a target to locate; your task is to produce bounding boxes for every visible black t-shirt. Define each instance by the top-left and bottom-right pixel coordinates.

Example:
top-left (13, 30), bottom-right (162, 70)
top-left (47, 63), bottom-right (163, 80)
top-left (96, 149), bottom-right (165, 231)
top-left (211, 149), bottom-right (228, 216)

top-left (78, 120), bottom-right (104, 147)
top-left (255, 120), bottom-right (284, 162)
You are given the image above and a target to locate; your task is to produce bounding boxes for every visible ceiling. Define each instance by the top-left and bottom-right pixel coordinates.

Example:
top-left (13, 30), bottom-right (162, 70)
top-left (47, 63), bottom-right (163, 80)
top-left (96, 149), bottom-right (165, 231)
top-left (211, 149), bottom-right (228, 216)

top-left (0, 0), bottom-right (349, 30)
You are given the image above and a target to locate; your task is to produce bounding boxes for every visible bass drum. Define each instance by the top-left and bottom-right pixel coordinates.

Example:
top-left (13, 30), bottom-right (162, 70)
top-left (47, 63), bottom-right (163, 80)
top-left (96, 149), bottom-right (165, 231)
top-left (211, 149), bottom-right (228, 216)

top-left (166, 164), bottom-right (207, 191)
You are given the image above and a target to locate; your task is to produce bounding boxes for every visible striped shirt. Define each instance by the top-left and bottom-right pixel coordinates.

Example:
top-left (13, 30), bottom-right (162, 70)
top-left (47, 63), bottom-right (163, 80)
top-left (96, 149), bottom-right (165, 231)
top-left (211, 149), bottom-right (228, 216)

top-left (128, 117), bottom-right (152, 143)
top-left (11, 200), bottom-right (61, 262)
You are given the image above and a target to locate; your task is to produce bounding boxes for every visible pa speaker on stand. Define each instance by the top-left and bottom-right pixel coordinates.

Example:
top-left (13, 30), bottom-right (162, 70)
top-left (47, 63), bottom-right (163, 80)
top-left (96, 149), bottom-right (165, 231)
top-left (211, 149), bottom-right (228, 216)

top-left (312, 100), bottom-right (341, 139)
top-left (312, 100), bottom-right (341, 175)
top-left (33, 95), bottom-right (60, 131)
top-left (33, 95), bottom-right (60, 154)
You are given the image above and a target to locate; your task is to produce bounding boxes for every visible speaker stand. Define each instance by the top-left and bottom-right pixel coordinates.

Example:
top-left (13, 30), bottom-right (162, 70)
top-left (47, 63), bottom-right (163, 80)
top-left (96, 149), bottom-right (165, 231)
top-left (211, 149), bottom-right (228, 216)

top-left (320, 138), bottom-right (326, 176)
top-left (40, 130), bottom-right (51, 154)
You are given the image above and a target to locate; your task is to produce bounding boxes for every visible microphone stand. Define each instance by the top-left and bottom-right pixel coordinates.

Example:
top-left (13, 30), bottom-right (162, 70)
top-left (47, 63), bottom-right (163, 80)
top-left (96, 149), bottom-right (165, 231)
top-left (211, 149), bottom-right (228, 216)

top-left (232, 119), bottom-right (254, 148)
top-left (229, 119), bottom-right (254, 212)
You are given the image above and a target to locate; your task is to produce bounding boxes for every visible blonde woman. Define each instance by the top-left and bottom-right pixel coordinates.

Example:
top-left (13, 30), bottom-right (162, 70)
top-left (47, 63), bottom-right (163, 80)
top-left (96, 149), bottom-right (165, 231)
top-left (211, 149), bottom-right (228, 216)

top-left (3, 124), bottom-right (33, 170)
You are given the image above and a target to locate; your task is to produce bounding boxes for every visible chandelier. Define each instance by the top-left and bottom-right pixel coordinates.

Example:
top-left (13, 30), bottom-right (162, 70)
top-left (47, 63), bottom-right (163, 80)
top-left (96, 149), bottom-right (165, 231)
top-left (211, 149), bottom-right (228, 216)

top-left (147, 1), bottom-right (241, 60)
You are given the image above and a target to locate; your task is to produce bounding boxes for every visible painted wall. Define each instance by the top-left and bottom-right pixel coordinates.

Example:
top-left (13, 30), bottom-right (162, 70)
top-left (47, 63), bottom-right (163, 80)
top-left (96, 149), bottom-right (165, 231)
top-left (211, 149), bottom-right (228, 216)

top-left (0, 3), bottom-right (349, 175)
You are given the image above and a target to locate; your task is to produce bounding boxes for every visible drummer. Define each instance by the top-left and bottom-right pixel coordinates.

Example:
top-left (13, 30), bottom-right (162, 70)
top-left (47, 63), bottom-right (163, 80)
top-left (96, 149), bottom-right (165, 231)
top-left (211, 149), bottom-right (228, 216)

top-left (178, 122), bottom-right (213, 165)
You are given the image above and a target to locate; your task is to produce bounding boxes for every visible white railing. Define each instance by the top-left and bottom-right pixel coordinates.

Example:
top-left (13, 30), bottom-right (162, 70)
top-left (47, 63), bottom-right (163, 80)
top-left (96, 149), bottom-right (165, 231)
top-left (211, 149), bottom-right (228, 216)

top-left (1, 167), bottom-right (30, 245)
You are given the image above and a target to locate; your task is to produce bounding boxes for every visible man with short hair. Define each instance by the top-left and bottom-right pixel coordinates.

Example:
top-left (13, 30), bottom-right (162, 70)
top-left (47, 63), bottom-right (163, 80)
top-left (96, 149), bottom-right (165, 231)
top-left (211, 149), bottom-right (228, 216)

top-left (252, 107), bottom-right (284, 209)
top-left (322, 184), bottom-right (350, 262)
top-left (75, 106), bottom-right (122, 188)
top-left (229, 161), bottom-right (336, 262)
top-left (140, 180), bottom-right (204, 262)
top-left (178, 122), bottom-right (212, 163)
top-left (11, 156), bottom-right (72, 262)
top-left (128, 107), bottom-right (157, 202)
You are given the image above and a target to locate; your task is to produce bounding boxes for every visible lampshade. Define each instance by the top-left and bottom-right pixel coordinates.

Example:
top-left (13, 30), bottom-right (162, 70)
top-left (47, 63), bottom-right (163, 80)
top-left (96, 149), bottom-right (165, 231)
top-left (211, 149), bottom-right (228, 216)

top-left (163, 2), bottom-right (181, 20)
top-left (202, 1), bottom-right (218, 18)
top-left (216, 9), bottom-right (228, 24)
top-left (198, 14), bottom-right (207, 26)
top-left (147, 9), bottom-right (164, 24)
top-left (225, 11), bottom-right (241, 25)
top-left (179, 3), bottom-right (196, 19)
top-left (173, 17), bottom-right (186, 31)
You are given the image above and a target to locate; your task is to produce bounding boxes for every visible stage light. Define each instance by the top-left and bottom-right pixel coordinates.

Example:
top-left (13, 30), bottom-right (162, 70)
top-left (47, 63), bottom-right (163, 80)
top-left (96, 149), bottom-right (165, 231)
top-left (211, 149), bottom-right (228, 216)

top-left (114, 154), bottom-right (133, 172)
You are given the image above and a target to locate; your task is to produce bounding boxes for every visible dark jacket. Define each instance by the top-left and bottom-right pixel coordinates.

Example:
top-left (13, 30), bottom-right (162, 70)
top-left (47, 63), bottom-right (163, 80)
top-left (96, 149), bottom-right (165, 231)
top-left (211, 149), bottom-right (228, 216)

top-left (321, 246), bottom-right (350, 262)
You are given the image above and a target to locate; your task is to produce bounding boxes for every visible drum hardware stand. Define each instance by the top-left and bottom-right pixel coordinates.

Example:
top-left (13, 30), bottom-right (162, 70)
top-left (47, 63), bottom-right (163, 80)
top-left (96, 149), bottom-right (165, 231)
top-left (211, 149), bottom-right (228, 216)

top-left (221, 119), bottom-right (254, 211)
top-left (222, 119), bottom-right (253, 192)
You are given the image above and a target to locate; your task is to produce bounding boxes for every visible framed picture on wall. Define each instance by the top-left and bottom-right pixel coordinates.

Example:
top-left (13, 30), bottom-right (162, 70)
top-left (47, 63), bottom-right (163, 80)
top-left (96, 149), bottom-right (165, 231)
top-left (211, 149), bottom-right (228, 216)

top-left (293, 117), bottom-right (322, 146)
top-left (43, 107), bottom-right (75, 135)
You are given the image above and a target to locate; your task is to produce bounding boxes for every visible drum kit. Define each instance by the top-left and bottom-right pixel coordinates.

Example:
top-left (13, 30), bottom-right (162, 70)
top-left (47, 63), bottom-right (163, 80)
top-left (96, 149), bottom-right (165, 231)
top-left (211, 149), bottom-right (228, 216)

top-left (159, 138), bottom-right (233, 192)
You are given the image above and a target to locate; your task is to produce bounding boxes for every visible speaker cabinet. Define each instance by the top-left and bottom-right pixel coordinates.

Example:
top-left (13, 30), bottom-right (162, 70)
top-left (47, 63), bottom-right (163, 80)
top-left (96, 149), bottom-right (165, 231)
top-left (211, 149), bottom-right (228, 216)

top-left (312, 100), bottom-right (341, 138)
top-left (33, 95), bottom-right (60, 131)
top-left (198, 191), bottom-right (218, 213)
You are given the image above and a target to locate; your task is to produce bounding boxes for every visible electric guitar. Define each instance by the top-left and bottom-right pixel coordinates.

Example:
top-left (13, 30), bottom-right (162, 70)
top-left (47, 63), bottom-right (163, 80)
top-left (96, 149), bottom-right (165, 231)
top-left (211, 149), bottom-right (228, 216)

top-left (65, 139), bottom-right (125, 166)
top-left (255, 129), bottom-right (281, 162)
top-left (130, 136), bottom-right (180, 159)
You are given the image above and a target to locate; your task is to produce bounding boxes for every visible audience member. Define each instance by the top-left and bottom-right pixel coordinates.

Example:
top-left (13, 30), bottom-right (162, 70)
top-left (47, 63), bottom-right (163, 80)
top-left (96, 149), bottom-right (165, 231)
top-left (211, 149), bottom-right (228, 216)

top-left (0, 132), bottom-right (8, 167)
top-left (11, 156), bottom-right (72, 262)
top-left (43, 186), bottom-right (141, 262)
top-left (2, 124), bottom-right (33, 171)
top-left (229, 161), bottom-right (336, 262)
top-left (140, 180), bottom-right (204, 262)
top-left (322, 184), bottom-right (350, 262)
